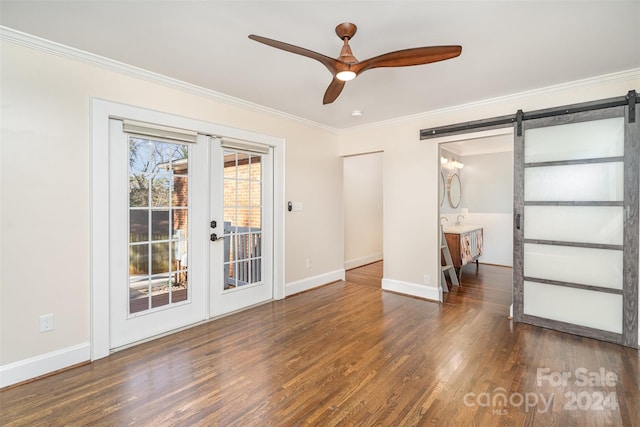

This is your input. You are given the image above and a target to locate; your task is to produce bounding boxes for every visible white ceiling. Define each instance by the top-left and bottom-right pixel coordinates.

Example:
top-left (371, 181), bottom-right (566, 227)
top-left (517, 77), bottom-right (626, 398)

top-left (1, 1), bottom-right (639, 129)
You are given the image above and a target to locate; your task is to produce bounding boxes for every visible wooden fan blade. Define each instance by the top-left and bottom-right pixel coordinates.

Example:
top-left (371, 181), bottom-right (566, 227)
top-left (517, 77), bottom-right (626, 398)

top-left (249, 34), bottom-right (339, 74)
top-left (323, 78), bottom-right (346, 104)
top-left (352, 45), bottom-right (462, 75)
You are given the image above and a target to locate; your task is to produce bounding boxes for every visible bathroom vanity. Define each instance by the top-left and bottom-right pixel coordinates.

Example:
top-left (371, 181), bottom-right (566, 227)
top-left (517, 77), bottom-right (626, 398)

top-left (443, 225), bottom-right (483, 276)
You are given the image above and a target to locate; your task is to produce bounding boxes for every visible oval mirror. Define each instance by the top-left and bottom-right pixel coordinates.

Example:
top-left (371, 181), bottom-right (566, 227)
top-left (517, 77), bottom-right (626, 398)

top-left (439, 171), bottom-right (445, 206)
top-left (448, 173), bottom-right (461, 208)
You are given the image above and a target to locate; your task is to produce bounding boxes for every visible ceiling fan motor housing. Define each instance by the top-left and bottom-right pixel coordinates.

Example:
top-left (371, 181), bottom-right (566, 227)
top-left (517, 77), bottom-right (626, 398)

top-left (335, 22), bottom-right (357, 40)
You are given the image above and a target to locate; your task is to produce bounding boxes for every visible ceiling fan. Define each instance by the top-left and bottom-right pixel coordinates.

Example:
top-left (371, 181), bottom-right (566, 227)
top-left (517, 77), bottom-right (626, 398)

top-left (249, 22), bottom-right (462, 105)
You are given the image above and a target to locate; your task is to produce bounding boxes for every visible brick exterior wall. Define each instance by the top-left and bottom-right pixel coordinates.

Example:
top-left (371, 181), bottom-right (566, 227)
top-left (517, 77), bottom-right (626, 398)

top-left (223, 158), bottom-right (262, 229)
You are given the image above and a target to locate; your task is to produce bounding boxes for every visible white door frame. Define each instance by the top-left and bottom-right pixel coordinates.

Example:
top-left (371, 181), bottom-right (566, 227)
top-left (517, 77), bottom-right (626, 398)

top-left (433, 127), bottom-right (515, 302)
top-left (90, 98), bottom-right (285, 360)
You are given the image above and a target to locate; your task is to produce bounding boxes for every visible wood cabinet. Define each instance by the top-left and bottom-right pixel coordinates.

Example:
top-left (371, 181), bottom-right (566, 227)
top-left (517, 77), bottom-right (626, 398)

top-left (444, 227), bottom-right (483, 269)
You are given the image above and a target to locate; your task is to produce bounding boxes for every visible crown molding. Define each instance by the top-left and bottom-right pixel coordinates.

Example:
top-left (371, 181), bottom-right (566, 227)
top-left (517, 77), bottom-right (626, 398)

top-left (2, 26), bottom-right (638, 135)
top-left (343, 68), bottom-right (640, 133)
top-left (0, 26), bottom-right (338, 133)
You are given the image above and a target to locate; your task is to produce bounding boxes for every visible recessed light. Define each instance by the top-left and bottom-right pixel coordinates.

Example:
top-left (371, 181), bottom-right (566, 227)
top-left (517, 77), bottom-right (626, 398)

top-left (351, 110), bottom-right (363, 117)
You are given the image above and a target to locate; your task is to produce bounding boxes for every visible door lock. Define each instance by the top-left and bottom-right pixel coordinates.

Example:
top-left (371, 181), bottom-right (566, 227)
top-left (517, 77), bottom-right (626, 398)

top-left (211, 233), bottom-right (225, 242)
top-left (210, 220), bottom-right (217, 229)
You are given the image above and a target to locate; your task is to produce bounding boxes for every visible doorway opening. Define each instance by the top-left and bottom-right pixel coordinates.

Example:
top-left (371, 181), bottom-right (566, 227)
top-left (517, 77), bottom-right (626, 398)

top-left (438, 131), bottom-right (514, 316)
top-left (343, 152), bottom-right (384, 287)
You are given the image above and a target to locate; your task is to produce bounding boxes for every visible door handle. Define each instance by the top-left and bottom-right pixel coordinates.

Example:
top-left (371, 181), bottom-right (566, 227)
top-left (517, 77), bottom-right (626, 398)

top-left (210, 233), bottom-right (225, 242)
top-left (515, 213), bottom-right (521, 230)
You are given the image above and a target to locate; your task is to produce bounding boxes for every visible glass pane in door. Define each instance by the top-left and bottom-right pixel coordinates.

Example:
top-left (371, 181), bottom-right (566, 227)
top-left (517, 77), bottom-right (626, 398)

top-left (524, 281), bottom-right (623, 333)
top-left (522, 116), bottom-right (624, 335)
top-left (128, 137), bottom-right (190, 314)
top-left (223, 150), bottom-right (262, 290)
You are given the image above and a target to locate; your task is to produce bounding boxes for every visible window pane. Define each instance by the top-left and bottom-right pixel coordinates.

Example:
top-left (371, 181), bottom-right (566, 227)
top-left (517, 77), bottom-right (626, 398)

top-left (224, 152), bottom-right (237, 178)
top-left (129, 210), bottom-right (148, 243)
top-left (252, 232), bottom-right (262, 257)
top-left (171, 145), bottom-right (188, 175)
top-left (525, 117), bottom-right (624, 163)
top-left (224, 179), bottom-right (237, 207)
top-left (524, 281), bottom-right (622, 333)
top-left (129, 275), bottom-right (149, 314)
top-left (129, 175), bottom-right (149, 207)
top-left (129, 138), bottom-right (150, 174)
top-left (524, 206), bottom-right (623, 245)
top-left (250, 181), bottom-right (261, 207)
top-left (236, 208), bottom-right (250, 229)
top-left (172, 240), bottom-right (188, 275)
top-left (173, 176), bottom-right (188, 207)
top-left (151, 210), bottom-right (170, 241)
top-left (236, 153), bottom-right (250, 179)
top-left (524, 162), bottom-right (623, 202)
top-left (172, 208), bottom-right (188, 239)
top-left (249, 155), bottom-right (261, 180)
top-left (151, 242), bottom-right (171, 274)
top-left (524, 244), bottom-right (623, 290)
top-left (150, 274), bottom-right (171, 308)
top-left (151, 176), bottom-right (171, 207)
top-left (224, 208), bottom-right (237, 229)
top-left (129, 244), bottom-right (149, 275)
top-left (150, 142), bottom-right (179, 174)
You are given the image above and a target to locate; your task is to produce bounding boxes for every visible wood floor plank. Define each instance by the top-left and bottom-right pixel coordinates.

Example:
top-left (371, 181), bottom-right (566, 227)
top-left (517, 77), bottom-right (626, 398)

top-left (1, 262), bottom-right (638, 426)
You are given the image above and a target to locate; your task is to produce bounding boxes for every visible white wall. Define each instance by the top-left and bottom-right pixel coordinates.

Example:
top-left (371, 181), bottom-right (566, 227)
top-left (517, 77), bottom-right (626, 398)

top-left (0, 37), bottom-right (343, 377)
top-left (343, 153), bottom-right (383, 270)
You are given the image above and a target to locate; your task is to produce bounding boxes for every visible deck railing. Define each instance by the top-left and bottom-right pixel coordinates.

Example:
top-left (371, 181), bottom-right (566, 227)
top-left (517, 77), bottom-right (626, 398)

top-left (224, 222), bottom-right (262, 288)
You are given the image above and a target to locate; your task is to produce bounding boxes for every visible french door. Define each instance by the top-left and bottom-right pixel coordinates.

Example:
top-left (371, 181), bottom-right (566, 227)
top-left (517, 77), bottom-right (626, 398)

top-left (108, 119), bottom-right (208, 349)
top-left (514, 104), bottom-right (639, 347)
top-left (209, 138), bottom-right (274, 316)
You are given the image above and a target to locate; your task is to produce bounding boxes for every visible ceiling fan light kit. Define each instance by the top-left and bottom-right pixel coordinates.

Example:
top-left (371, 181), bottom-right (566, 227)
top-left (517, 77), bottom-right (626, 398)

top-left (336, 71), bottom-right (356, 81)
top-left (249, 22), bottom-right (462, 105)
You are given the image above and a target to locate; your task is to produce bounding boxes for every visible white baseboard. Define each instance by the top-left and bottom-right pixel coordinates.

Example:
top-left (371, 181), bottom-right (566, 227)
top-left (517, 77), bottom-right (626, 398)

top-left (344, 253), bottom-right (383, 270)
top-left (382, 278), bottom-right (440, 302)
top-left (286, 269), bottom-right (345, 296)
top-left (0, 342), bottom-right (90, 388)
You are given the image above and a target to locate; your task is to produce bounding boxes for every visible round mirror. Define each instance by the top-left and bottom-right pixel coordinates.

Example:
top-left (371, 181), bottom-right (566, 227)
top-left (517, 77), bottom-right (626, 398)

top-left (448, 173), bottom-right (461, 208)
top-left (439, 172), bottom-right (445, 206)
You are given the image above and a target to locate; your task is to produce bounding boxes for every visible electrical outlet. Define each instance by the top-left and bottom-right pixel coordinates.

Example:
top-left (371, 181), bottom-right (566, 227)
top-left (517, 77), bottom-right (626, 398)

top-left (306, 258), bottom-right (312, 269)
top-left (424, 274), bottom-right (430, 285)
top-left (39, 314), bottom-right (54, 333)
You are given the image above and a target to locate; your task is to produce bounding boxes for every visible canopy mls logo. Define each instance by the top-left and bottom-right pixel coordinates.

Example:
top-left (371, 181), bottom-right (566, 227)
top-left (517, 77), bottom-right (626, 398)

top-left (463, 388), bottom-right (554, 414)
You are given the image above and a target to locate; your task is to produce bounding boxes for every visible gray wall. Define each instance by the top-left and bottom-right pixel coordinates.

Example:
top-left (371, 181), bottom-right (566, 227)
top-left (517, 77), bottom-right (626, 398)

top-left (461, 151), bottom-right (513, 214)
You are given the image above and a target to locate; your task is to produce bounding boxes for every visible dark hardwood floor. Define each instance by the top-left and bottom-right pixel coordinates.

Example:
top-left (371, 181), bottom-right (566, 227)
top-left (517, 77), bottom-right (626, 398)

top-left (1, 262), bottom-right (638, 426)
top-left (442, 262), bottom-right (514, 317)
